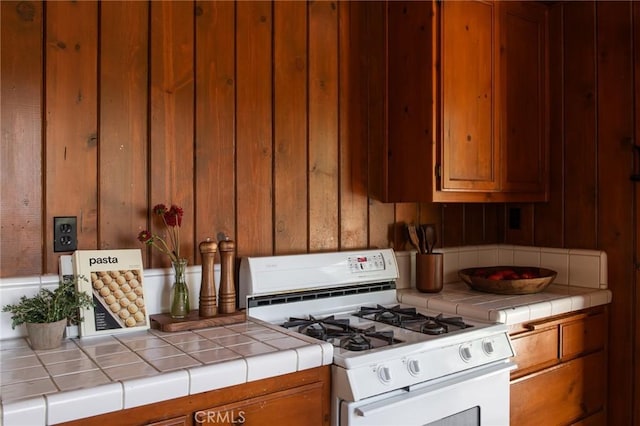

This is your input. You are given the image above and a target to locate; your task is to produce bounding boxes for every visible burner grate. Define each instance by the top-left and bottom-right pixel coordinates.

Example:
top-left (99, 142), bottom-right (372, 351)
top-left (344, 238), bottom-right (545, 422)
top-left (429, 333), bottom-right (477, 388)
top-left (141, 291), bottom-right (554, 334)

top-left (282, 315), bottom-right (399, 351)
top-left (354, 305), bottom-right (473, 335)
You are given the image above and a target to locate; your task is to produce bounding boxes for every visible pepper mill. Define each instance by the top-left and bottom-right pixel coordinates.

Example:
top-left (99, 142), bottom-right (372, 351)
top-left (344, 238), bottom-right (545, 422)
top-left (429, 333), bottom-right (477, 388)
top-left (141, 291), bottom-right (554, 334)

top-left (218, 237), bottom-right (236, 314)
top-left (199, 238), bottom-right (218, 318)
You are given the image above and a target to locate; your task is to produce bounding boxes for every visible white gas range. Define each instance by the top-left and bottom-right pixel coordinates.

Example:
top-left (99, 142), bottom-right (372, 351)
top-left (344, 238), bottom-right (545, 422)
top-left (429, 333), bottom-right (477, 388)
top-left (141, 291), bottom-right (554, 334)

top-left (239, 249), bottom-right (516, 426)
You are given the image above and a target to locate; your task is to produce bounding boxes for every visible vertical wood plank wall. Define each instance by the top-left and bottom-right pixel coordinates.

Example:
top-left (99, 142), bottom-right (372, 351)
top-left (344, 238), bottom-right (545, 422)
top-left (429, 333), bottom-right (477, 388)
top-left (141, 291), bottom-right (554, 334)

top-left (1, 1), bottom-right (638, 423)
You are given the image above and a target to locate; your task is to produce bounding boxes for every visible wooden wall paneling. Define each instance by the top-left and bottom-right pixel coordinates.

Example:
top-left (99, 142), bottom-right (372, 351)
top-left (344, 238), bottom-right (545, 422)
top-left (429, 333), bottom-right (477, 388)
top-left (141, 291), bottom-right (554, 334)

top-left (441, 204), bottom-right (464, 247)
top-left (0, 1), bottom-right (43, 276)
top-left (149, 1), bottom-right (195, 267)
top-left (44, 1), bottom-right (98, 272)
top-left (485, 203), bottom-right (501, 244)
top-left (500, 1), bottom-right (548, 195)
top-left (365, 1), bottom-right (395, 250)
top-left (595, 2), bottom-right (635, 424)
top-left (635, 2), bottom-right (640, 420)
top-left (99, 1), bottom-right (148, 255)
top-left (365, 1), bottom-right (386, 205)
top-left (463, 204), bottom-right (486, 246)
top-left (369, 200), bottom-right (395, 249)
top-left (308, 0), bottom-right (339, 252)
top-left (273, 1), bottom-right (308, 255)
top-left (235, 1), bottom-right (273, 257)
top-left (386, 0), bottom-right (434, 203)
top-left (417, 202), bottom-right (440, 226)
top-left (339, 1), bottom-right (368, 250)
top-left (463, 204), bottom-right (501, 246)
top-left (393, 203), bottom-right (419, 251)
top-left (562, 1), bottom-right (597, 250)
top-left (534, 3), bottom-right (565, 249)
top-left (194, 1), bottom-right (236, 249)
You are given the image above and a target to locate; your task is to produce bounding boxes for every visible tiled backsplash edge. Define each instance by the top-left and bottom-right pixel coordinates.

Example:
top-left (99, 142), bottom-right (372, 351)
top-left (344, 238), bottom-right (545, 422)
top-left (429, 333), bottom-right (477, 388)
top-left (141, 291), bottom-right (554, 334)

top-left (395, 244), bottom-right (607, 292)
top-left (0, 265), bottom-right (210, 341)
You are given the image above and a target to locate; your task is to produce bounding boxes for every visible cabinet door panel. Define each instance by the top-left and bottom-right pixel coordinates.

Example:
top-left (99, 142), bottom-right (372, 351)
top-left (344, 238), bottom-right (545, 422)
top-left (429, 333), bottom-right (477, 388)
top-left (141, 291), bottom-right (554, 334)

top-left (441, 0), bottom-right (499, 191)
top-left (511, 350), bottom-right (606, 425)
top-left (501, 1), bottom-right (548, 196)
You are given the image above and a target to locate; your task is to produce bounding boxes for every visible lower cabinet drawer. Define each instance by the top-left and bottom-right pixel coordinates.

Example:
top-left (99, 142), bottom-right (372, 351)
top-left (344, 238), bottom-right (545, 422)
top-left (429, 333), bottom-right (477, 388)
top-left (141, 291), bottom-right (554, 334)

top-left (510, 326), bottom-right (559, 378)
top-left (561, 312), bottom-right (606, 360)
top-left (510, 350), bottom-right (606, 426)
top-left (195, 382), bottom-right (324, 426)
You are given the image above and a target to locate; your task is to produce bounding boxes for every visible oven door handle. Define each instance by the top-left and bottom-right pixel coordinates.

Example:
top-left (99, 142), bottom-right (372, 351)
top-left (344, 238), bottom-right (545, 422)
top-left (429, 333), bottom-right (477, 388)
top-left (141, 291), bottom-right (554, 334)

top-left (354, 361), bottom-right (516, 418)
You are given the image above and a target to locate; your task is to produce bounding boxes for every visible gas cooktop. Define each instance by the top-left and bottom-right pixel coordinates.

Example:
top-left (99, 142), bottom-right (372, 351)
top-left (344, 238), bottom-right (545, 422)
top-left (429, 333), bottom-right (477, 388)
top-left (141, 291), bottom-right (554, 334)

top-left (275, 301), bottom-right (510, 372)
top-left (282, 305), bottom-right (474, 350)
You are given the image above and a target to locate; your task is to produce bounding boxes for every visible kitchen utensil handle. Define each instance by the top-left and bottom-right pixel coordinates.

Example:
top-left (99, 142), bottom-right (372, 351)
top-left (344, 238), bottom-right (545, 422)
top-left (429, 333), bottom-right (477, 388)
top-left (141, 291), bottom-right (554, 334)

top-left (424, 224), bottom-right (436, 254)
top-left (407, 224), bottom-right (421, 253)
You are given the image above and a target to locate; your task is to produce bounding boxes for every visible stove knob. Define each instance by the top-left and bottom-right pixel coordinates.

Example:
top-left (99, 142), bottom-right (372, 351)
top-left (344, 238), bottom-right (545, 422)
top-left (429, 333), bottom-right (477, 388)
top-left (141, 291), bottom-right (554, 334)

top-left (407, 359), bottom-right (421, 376)
top-left (377, 366), bottom-right (392, 384)
top-left (482, 339), bottom-right (495, 355)
top-left (459, 344), bottom-right (473, 362)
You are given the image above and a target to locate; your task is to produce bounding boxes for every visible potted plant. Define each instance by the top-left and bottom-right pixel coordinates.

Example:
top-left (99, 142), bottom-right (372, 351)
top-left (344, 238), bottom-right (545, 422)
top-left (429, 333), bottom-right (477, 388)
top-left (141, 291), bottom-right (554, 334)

top-left (2, 277), bottom-right (94, 350)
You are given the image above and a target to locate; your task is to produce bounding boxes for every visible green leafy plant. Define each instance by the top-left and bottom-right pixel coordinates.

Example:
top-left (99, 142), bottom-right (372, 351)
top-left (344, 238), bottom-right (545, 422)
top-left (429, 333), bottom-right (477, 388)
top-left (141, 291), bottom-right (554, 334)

top-left (2, 277), bottom-right (94, 329)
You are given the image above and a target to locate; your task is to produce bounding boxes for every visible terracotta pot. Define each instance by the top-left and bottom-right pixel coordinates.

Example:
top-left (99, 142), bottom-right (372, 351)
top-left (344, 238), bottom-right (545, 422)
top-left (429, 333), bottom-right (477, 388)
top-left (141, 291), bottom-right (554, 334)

top-left (25, 318), bottom-right (67, 350)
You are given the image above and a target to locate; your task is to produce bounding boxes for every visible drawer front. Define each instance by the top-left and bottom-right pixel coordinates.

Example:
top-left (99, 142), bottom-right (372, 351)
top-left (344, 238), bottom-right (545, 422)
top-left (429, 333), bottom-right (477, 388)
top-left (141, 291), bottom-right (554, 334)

top-left (510, 326), bottom-right (559, 377)
top-left (511, 350), bottom-right (606, 426)
top-left (196, 382), bottom-right (324, 425)
top-left (561, 312), bottom-right (606, 360)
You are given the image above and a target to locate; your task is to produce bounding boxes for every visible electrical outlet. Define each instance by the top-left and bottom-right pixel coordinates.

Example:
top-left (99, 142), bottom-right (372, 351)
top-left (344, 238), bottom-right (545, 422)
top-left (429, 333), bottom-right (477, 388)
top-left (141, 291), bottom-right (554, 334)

top-left (508, 207), bottom-right (521, 230)
top-left (54, 216), bottom-right (77, 252)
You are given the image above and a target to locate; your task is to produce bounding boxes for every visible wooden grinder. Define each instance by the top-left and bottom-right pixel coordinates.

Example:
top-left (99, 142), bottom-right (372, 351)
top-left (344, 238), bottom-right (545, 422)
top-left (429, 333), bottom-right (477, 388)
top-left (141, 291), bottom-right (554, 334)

top-left (218, 238), bottom-right (236, 314)
top-left (198, 238), bottom-right (218, 318)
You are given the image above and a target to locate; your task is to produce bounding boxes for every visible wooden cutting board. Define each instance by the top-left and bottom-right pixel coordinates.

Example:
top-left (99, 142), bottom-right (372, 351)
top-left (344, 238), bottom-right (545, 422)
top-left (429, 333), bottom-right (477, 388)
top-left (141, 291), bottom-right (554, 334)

top-left (150, 309), bottom-right (246, 332)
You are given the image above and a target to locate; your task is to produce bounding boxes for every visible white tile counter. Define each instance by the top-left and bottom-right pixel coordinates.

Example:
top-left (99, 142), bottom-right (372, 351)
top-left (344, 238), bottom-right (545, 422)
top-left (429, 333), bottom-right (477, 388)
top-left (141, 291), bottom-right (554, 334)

top-left (397, 283), bottom-right (612, 324)
top-left (0, 319), bottom-right (333, 426)
top-left (395, 244), bottom-right (613, 325)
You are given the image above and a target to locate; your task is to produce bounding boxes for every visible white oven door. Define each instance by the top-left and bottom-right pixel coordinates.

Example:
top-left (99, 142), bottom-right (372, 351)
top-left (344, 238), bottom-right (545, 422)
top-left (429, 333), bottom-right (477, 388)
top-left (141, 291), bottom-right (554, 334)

top-left (339, 361), bottom-right (515, 426)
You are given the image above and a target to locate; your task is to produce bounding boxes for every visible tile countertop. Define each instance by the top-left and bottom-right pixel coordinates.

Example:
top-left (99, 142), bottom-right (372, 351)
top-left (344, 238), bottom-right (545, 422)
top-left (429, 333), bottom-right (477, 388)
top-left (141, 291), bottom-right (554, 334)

top-left (0, 319), bottom-right (333, 426)
top-left (397, 283), bottom-right (612, 325)
top-left (394, 245), bottom-right (613, 325)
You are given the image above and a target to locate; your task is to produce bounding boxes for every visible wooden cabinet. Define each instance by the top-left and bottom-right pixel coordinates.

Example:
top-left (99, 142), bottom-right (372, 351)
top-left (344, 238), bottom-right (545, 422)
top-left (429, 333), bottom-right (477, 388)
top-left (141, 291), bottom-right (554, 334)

top-left (196, 382), bottom-right (324, 425)
top-left (57, 366), bottom-right (331, 426)
top-left (509, 307), bottom-right (608, 425)
top-left (372, 0), bottom-right (549, 203)
top-left (499, 1), bottom-right (549, 197)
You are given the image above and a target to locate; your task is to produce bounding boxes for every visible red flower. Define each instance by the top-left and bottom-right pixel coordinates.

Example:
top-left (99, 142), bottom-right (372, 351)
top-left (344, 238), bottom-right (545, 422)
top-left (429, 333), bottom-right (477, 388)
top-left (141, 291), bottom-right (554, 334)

top-left (138, 203), bottom-right (185, 263)
top-left (164, 205), bottom-right (184, 227)
top-left (153, 204), bottom-right (167, 216)
top-left (137, 230), bottom-right (152, 243)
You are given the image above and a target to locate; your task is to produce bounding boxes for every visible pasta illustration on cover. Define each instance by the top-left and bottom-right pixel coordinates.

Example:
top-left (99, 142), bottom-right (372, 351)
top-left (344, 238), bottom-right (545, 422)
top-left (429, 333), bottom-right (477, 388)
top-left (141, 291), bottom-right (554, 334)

top-left (73, 249), bottom-right (149, 337)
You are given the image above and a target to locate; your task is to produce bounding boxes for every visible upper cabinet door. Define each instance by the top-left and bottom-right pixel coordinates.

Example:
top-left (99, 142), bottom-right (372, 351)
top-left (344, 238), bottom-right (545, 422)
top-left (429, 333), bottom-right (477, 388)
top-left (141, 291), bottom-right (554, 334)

top-left (500, 1), bottom-right (549, 197)
top-left (440, 0), bottom-right (500, 193)
top-left (372, 0), bottom-right (549, 203)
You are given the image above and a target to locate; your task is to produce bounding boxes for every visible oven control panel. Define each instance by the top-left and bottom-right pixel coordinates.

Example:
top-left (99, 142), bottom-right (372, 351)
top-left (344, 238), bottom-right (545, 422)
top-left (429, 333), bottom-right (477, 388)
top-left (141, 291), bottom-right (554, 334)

top-left (348, 253), bottom-right (385, 273)
top-left (334, 332), bottom-right (514, 401)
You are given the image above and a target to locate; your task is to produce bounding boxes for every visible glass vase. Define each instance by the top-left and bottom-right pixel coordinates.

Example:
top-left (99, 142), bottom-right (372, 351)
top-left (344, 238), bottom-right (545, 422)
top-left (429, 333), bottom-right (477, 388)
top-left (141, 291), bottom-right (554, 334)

top-left (170, 258), bottom-right (190, 319)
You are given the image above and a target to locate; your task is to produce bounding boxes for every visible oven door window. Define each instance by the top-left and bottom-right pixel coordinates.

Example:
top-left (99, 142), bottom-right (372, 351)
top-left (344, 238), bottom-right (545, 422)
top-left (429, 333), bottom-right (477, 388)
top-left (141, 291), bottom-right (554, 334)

top-left (426, 407), bottom-right (479, 426)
